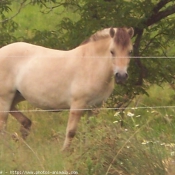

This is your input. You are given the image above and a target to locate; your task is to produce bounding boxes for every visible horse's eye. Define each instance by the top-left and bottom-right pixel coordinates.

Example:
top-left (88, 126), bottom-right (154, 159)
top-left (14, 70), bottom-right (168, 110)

top-left (110, 50), bottom-right (115, 56)
top-left (129, 50), bottom-right (133, 55)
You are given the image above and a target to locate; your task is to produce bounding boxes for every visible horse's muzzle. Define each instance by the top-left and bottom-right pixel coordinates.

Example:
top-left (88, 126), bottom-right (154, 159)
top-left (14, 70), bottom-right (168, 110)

top-left (115, 72), bottom-right (128, 84)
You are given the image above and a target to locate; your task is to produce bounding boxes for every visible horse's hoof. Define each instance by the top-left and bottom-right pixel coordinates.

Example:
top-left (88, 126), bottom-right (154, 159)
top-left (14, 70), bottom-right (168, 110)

top-left (20, 126), bottom-right (31, 139)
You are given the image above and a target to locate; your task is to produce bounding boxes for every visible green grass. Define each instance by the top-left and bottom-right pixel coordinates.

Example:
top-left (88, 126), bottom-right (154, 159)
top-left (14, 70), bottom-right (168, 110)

top-left (1, 84), bottom-right (175, 175)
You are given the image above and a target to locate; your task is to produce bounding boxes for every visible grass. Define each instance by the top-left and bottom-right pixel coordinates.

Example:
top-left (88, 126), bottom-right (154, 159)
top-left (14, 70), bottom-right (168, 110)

top-left (0, 84), bottom-right (175, 175)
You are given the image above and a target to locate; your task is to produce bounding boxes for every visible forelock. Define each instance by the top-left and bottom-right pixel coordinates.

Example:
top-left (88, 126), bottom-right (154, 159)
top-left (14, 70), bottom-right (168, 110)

top-left (114, 28), bottom-right (130, 48)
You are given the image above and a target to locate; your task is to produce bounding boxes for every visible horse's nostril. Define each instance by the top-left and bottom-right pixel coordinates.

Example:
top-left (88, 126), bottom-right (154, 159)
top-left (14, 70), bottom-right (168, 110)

top-left (115, 72), bottom-right (128, 78)
top-left (116, 73), bottom-right (119, 78)
top-left (115, 72), bottom-right (128, 84)
top-left (125, 73), bottom-right (128, 78)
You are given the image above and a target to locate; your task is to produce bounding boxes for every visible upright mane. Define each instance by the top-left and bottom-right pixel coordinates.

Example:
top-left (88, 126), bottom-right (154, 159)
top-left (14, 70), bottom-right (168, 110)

top-left (80, 27), bottom-right (131, 47)
top-left (81, 28), bottom-right (112, 45)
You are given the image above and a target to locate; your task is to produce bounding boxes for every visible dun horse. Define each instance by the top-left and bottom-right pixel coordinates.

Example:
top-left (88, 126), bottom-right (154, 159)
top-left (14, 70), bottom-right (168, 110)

top-left (0, 27), bottom-right (134, 150)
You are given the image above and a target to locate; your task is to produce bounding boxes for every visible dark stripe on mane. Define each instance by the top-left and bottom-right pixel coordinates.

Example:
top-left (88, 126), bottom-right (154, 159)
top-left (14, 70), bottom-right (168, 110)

top-left (81, 28), bottom-right (130, 47)
top-left (115, 28), bottom-right (130, 48)
top-left (81, 38), bottom-right (91, 45)
top-left (80, 29), bottom-right (110, 45)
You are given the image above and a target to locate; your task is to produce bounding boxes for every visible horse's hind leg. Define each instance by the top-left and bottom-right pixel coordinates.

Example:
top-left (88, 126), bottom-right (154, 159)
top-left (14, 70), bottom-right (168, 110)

top-left (10, 93), bottom-right (32, 139)
top-left (10, 107), bottom-right (31, 139)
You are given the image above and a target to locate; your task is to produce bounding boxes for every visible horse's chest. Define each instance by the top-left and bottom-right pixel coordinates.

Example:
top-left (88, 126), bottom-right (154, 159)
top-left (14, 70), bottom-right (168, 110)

top-left (87, 80), bottom-right (114, 106)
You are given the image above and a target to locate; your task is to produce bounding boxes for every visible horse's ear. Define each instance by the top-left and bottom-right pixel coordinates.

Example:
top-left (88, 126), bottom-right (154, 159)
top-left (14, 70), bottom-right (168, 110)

top-left (127, 27), bottom-right (134, 38)
top-left (110, 27), bottom-right (115, 38)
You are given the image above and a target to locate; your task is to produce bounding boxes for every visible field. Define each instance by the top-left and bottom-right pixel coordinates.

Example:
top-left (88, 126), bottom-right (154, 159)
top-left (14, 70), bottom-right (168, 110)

top-left (1, 2), bottom-right (175, 175)
top-left (0, 85), bottom-right (175, 175)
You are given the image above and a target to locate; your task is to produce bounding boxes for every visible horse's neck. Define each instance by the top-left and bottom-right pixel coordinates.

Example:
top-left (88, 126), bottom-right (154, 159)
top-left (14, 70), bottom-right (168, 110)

top-left (75, 39), bottom-right (113, 77)
top-left (77, 38), bottom-right (111, 58)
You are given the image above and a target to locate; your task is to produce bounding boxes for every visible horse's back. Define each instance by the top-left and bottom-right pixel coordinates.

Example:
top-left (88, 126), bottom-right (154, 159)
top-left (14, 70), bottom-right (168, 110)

top-left (0, 42), bottom-right (44, 86)
top-left (0, 42), bottom-right (58, 57)
top-left (0, 42), bottom-right (46, 67)
top-left (0, 42), bottom-right (75, 109)
top-left (0, 42), bottom-right (67, 78)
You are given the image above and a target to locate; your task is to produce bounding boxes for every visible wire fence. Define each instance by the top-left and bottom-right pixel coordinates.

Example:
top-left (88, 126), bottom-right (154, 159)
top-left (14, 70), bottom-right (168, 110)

top-left (0, 56), bottom-right (175, 59)
top-left (0, 105), bottom-right (175, 113)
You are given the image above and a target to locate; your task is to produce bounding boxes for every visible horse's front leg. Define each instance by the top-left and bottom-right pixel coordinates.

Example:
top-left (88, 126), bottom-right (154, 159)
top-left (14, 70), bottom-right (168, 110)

top-left (62, 103), bottom-right (85, 151)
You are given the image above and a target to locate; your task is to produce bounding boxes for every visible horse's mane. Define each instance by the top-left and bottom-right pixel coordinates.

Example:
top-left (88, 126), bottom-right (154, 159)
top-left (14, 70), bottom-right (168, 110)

top-left (80, 28), bottom-right (130, 48)
top-left (81, 28), bottom-right (113, 45)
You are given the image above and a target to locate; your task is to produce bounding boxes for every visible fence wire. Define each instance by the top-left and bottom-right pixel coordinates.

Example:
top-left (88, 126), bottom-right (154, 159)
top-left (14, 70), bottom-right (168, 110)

top-left (0, 105), bottom-right (175, 113)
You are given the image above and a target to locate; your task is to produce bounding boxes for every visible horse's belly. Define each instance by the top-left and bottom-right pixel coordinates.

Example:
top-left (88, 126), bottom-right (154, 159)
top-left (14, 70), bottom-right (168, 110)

top-left (16, 66), bottom-right (72, 109)
top-left (28, 95), bottom-right (70, 110)
top-left (19, 87), bottom-right (71, 110)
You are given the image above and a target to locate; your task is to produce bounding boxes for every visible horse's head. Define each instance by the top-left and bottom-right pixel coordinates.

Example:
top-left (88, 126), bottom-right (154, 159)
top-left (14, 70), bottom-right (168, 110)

top-left (109, 27), bottom-right (134, 84)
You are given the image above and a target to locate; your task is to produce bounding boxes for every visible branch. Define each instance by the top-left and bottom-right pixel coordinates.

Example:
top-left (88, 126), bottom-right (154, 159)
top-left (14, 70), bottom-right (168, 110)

top-left (0, 0), bottom-right (30, 23)
top-left (152, 0), bottom-right (171, 14)
top-left (134, 0), bottom-right (175, 36)
top-left (39, 2), bottom-right (81, 14)
top-left (39, 3), bottom-right (66, 14)
top-left (140, 31), bottom-right (167, 55)
top-left (133, 29), bottom-right (147, 85)
top-left (133, 29), bottom-right (143, 55)
top-left (145, 5), bottom-right (175, 26)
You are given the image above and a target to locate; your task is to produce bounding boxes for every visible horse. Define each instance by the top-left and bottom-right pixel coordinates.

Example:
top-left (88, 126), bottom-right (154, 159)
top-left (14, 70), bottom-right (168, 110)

top-left (0, 27), bottom-right (134, 151)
